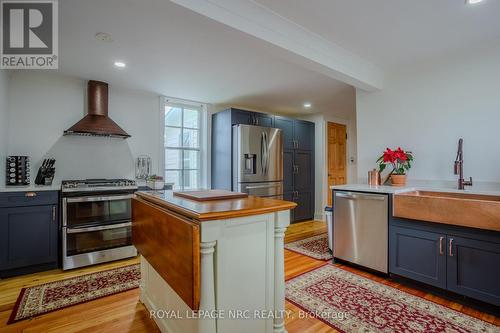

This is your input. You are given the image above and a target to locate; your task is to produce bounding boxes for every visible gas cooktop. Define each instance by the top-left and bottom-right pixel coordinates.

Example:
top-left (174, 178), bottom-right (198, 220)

top-left (61, 178), bottom-right (137, 192)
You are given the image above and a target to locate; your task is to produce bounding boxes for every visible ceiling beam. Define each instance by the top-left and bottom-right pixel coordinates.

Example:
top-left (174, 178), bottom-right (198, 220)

top-left (170, 0), bottom-right (384, 91)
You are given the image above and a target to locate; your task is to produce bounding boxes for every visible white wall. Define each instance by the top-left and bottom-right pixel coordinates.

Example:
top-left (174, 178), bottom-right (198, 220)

top-left (301, 103), bottom-right (357, 221)
top-left (7, 72), bottom-right (161, 183)
top-left (0, 70), bottom-right (10, 182)
top-left (357, 44), bottom-right (500, 182)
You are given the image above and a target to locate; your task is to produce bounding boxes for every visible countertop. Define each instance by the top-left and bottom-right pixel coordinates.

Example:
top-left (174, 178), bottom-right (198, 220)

top-left (331, 180), bottom-right (500, 196)
top-left (0, 183), bottom-right (61, 193)
top-left (135, 190), bottom-right (297, 221)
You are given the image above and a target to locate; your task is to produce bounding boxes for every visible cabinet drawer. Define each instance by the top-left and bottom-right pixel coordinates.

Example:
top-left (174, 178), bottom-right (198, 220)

top-left (0, 191), bottom-right (59, 208)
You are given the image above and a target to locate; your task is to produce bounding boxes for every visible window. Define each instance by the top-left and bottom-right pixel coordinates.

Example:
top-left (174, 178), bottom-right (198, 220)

top-left (163, 102), bottom-right (202, 190)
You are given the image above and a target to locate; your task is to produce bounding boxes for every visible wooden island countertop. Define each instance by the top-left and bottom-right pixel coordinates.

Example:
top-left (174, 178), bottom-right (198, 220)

top-left (135, 190), bottom-right (297, 222)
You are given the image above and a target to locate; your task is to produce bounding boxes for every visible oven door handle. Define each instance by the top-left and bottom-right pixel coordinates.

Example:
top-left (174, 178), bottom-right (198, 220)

top-left (65, 194), bottom-right (134, 203)
top-left (66, 222), bottom-right (132, 234)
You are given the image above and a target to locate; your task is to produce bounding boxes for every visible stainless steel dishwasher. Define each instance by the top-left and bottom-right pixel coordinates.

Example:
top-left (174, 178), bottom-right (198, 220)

top-left (333, 191), bottom-right (388, 273)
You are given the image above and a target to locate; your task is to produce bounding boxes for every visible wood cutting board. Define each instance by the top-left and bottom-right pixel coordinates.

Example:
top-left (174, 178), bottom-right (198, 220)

top-left (173, 189), bottom-right (248, 201)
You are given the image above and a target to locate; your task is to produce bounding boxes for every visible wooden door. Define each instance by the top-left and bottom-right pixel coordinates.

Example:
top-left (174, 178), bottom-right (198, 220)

top-left (327, 122), bottom-right (347, 205)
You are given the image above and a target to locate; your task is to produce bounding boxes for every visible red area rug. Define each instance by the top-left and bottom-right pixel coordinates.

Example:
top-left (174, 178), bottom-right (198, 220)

top-left (8, 264), bottom-right (140, 324)
top-left (286, 264), bottom-right (498, 333)
top-left (285, 233), bottom-right (332, 260)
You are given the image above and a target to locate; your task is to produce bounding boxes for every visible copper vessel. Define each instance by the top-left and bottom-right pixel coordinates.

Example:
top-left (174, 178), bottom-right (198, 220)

top-left (368, 169), bottom-right (381, 186)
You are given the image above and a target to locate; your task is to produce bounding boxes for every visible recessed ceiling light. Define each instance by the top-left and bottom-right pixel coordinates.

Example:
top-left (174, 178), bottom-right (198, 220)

top-left (95, 32), bottom-right (113, 42)
top-left (466, 0), bottom-right (485, 4)
top-left (114, 61), bottom-right (126, 68)
top-left (303, 103), bottom-right (312, 108)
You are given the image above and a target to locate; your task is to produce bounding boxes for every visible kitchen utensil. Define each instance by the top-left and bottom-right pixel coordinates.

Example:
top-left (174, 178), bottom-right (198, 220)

top-left (135, 155), bottom-right (152, 180)
top-left (368, 169), bottom-right (381, 186)
top-left (5, 156), bottom-right (30, 186)
top-left (35, 158), bottom-right (56, 185)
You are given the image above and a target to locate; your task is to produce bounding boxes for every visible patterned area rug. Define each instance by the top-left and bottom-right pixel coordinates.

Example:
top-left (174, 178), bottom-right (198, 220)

top-left (285, 233), bottom-right (332, 260)
top-left (286, 264), bottom-right (499, 333)
top-left (8, 264), bottom-right (141, 324)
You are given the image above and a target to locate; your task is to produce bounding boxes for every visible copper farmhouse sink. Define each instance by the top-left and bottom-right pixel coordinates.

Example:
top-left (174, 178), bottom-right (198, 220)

top-left (393, 191), bottom-right (500, 232)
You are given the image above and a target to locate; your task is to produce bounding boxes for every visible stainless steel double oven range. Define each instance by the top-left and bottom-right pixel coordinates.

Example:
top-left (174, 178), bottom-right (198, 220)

top-left (61, 179), bottom-right (138, 270)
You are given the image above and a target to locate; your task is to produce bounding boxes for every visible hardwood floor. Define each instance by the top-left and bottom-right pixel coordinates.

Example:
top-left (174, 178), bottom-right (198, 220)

top-left (0, 220), bottom-right (498, 332)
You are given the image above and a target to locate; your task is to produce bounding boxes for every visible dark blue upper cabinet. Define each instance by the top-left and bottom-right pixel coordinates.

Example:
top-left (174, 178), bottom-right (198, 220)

top-left (231, 109), bottom-right (253, 125)
top-left (230, 108), bottom-right (274, 127)
top-left (274, 116), bottom-right (294, 150)
top-left (447, 236), bottom-right (500, 306)
top-left (254, 113), bottom-right (273, 127)
top-left (294, 121), bottom-right (314, 151)
top-left (389, 225), bottom-right (447, 289)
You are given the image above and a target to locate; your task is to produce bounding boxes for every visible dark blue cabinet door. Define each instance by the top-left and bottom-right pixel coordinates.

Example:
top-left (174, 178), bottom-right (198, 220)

top-left (274, 117), bottom-right (294, 150)
top-left (294, 191), bottom-right (313, 222)
top-left (389, 225), bottom-right (447, 289)
top-left (0, 205), bottom-right (58, 270)
top-left (231, 109), bottom-right (253, 125)
top-left (283, 150), bottom-right (294, 193)
top-left (447, 236), bottom-right (500, 306)
top-left (294, 151), bottom-right (312, 191)
top-left (254, 113), bottom-right (273, 127)
top-left (0, 210), bottom-right (7, 268)
top-left (294, 121), bottom-right (314, 151)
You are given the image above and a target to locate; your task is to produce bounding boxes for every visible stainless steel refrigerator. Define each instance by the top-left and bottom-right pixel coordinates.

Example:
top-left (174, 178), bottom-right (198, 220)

top-left (232, 124), bottom-right (283, 199)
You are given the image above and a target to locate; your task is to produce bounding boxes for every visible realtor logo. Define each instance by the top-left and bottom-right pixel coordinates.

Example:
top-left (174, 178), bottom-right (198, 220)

top-left (1, 0), bottom-right (58, 69)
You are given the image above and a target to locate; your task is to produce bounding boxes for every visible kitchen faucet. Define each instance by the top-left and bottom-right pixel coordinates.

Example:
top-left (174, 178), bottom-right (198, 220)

top-left (454, 138), bottom-right (473, 190)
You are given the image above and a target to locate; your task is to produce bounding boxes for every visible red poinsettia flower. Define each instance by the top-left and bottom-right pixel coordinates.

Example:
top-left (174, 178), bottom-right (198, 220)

top-left (395, 147), bottom-right (407, 161)
top-left (378, 147), bottom-right (413, 175)
top-left (383, 148), bottom-right (396, 163)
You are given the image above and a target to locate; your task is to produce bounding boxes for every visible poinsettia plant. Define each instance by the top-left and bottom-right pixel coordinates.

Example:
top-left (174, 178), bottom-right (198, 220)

top-left (377, 147), bottom-right (413, 175)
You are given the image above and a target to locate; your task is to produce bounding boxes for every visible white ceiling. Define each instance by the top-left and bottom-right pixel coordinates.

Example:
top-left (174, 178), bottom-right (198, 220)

top-left (59, 0), bottom-right (353, 116)
top-left (254, 0), bottom-right (500, 70)
top-left (58, 0), bottom-right (500, 116)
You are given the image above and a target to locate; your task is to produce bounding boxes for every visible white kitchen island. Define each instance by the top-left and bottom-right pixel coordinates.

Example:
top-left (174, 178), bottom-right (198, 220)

top-left (132, 190), bottom-right (296, 333)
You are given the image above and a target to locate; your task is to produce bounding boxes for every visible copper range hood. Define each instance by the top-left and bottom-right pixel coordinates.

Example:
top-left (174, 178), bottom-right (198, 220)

top-left (64, 80), bottom-right (130, 139)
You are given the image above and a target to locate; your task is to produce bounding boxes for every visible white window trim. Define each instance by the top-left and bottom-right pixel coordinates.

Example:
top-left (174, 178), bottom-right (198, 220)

top-left (159, 96), bottom-right (209, 190)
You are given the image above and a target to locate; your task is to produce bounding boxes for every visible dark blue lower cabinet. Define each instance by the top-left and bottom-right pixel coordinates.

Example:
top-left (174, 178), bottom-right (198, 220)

top-left (390, 218), bottom-right (500, 306)
top-left (0, 201), bottom-right (59, 277)
top-left (293, 191), bottom-right (313, 222)
top-left (389, 226), bottom-right (447, 289)
top-left (447, 236), bottom-right (500, 306)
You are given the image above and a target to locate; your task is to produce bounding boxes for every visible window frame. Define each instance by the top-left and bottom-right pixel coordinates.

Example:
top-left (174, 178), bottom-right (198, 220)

top-left (160, 97), bottom-right (208, 190)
